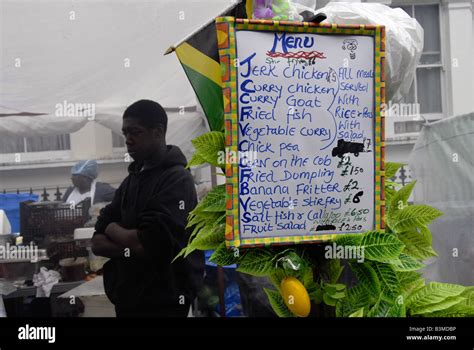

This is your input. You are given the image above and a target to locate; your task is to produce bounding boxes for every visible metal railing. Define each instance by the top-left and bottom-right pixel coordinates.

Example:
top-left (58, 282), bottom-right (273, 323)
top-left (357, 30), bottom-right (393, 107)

top-left (1, 186), bottom-right (70, 201)
top-left (1, 183), bottom-right (121, 202)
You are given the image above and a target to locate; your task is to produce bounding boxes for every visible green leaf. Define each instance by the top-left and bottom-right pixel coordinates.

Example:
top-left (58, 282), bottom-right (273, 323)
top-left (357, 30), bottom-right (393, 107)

top-left (349, 308), bottom-right (365, 317)
top-left (336, 285), bottom-right (371, 317)
top-left (390, 181), bottom-right (416, 209)
top-left (385, 162), bottom-right (404, 179)
top-left (387, 181), bottom-right (417, 228)
top-left (185, 224), bottom-right (224, 256)
top-left (187, 219), bottom-right (206, 241)
top-left (347, 285), bottom-right (372, 307)
top-left (301, 266), bottom-right (314, 288)
top-left (305, 282), bottom-right (320, 300)
top-left (398, 271), bottom-right (425, 298)
top-left (411, 295), bottom-right (467, 316)
top-left (330, 291), bottom-right (346, 299)
top-left (406, 282), bottom-right (465, 311)
top-left (350, 262), bottom-right (381, 298)
top-left (335, 234), bottom-right (363, 247)
top-left (371, 262), bottom-right (400, 299)
top-left (323, 283), bottom-right (346, 294)
top-left (187, 210), bottom-right (222, 229)
top-left (191, 131), bottom-right (225, 168)
top-left (368, 299), bottom-right (405, 317)
top-left (323, 293), bottom-right (338, 306)
top-left (385, 186), bottom-right (396, 203)
top-left (423, 288), bottom-right (474, 317)
top-left (263, 288), bottom-right (295, 317)
top-left (323, 283), bottom-right (346, 302)
top-left (360, 231), bottom-right (405, 263)
top-left (172, 246), bottom-right (187, 263)
top-left (424, 303), bottom-right (474, 317)
top-left (335, 300), bottom-right (353, 317)
top-left (211, 212), bottom-right (226, 227)
top-left (194, 185), bottom-right (226, 212)
top-left (418, 224), bottom-right (433, 245)
top-left (269, 269), bottom-right (288, 289)
top-left (187, 152), bottom-right (207, 168)
top-left (385, 180), bottom-right (401, 189)
top-left (186, 211), bottom-right (224, 246)
top-left (428, 306), bottom-right (474, 317)
top-left (309, 287), bottom-right (324, 304)
top-left (397, 228), bottom-right (437, 260)
top-left (391, 205), bottom-right (443, 233)
top-left (327, 257), bottom-right (345, 284)
top-left (236, 249), bottom-right (277, 276)
top-left (187, 212), bottom-right (206, 229)
top-left (462, 287), bottom-right (474, 306)
top-left (367, 299), bottom-right (387, 317)
top-left (390, 253), bottom-right (425, 272)
top-left (209, 242), bottom-right (240, 266)
top-left (387, 300), bottom-right (406, 317)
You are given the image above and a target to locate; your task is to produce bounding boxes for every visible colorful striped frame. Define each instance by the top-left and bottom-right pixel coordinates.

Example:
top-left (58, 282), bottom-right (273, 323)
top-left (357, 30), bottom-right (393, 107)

top-left (217, 17), bottom-right (385, 248)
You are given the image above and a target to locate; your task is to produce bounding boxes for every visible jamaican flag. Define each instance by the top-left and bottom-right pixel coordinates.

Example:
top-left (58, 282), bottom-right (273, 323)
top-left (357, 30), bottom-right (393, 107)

top-left (167, 1), bottom-right (326, 131)
top-left (167, 1), bottom-right (251, 131)
top-left (175, 22), bottom-right (224, 132)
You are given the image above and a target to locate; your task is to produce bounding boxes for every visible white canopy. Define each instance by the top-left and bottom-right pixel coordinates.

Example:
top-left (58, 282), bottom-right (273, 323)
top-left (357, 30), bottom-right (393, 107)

top-left (408, 112), bottom-right (474, 285)
top-left (0, 0), bottom-right (234, 150)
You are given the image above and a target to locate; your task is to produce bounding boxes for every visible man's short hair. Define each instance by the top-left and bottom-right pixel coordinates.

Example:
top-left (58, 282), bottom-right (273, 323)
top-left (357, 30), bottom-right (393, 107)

top-left (123, 100), bottom-right (167, 134)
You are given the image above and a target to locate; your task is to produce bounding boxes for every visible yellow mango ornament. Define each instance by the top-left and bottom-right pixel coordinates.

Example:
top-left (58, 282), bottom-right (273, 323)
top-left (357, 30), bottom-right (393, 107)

top-left (280, 276), bottom-right (311, 317)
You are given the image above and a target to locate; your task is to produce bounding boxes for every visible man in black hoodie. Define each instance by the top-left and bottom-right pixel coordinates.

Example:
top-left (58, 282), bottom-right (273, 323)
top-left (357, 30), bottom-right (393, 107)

top-left (91, 100), bottom-right (204, 317)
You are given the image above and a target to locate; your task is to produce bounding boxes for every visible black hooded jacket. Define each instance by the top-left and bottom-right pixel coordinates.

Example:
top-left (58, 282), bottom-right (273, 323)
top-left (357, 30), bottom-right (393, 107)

top-left (94, 145), bottom-right (204, 314)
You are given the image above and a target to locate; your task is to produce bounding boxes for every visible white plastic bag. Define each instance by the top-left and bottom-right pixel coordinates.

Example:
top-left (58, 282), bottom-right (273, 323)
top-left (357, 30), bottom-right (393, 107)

top-left (320, 2), bottom-right (424, 102)
top-left (33, 267), bottom-right (61, 298)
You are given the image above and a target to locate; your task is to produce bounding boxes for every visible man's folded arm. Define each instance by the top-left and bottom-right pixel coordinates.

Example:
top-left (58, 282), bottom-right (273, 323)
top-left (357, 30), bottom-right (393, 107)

top-left (91, 182), bottom-right (126, 258)
top-left (91, 234), bottom-right (126, 258)
top-left (101, 223), bottom-right (147, 259)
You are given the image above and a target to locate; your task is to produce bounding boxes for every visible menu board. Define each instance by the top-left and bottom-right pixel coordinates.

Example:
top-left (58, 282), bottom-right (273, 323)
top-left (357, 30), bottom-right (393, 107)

top-left (217, 18), bottom-right (385, 248)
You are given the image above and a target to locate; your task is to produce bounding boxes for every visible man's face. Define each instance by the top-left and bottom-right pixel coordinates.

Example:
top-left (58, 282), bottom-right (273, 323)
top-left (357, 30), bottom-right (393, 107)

top-left (71, 174), bottom-right (91, 190)
top-left (122, 118), bottom-right (161, 162)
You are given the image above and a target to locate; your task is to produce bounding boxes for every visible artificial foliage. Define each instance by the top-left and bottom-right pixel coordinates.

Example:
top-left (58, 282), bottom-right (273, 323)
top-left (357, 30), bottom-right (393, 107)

top-left (177, 131), bottom-right (474, 317)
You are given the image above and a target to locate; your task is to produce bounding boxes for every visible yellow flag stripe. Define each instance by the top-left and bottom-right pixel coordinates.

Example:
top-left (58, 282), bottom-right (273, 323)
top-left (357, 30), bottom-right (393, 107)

top-left (176, 42), bottom-right (222, 87)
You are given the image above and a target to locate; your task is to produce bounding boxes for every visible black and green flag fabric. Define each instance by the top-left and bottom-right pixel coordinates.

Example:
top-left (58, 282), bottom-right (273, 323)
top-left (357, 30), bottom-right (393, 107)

top-left (175, 22), bottom-right (224, 132)
top-left (169, 1), bottom-right (250, 131)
